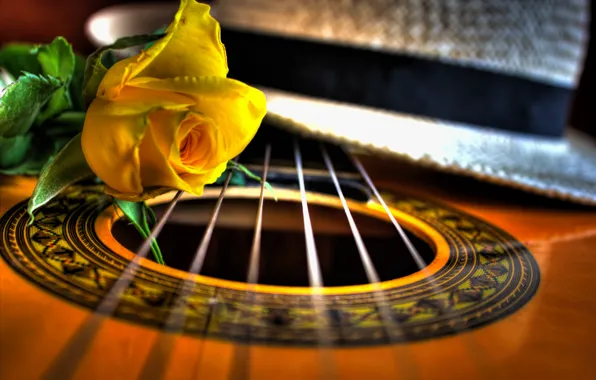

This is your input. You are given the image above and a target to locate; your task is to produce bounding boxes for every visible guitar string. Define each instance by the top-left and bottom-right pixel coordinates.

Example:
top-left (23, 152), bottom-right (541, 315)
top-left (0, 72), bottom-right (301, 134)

top-left (320, 143), bottom-right (418, 380)
top-left (163, 162), bottom-right (237, 331)
top-left (293, 139), bottom-right (337, 380)
top-left (347, 152), bottom-right (496, 379)
top-left (96, 190), bottom-right (184, 316)
top-left (247, 144), bottom-right (271, 286)
top-left (81, 165), bottom-right (235, 379)
top-left (88, 140), bottom-right (331, 378)
top-left (151, 156), bottom-right (242, 377)
top-left (87, 136), bottom-right (492, 377)
top-left (162, 158), bottom-right (241, 375)
top-left (293, 139), bottom-right (324, 287)
top-left (185, 162), bottom-right (240, 378)
top-left (227, 145), bottom-right (271, 380)
top-left (347, 155), bottom-right (426, 270)
top-left (42, 190), bottom-right (185, 380)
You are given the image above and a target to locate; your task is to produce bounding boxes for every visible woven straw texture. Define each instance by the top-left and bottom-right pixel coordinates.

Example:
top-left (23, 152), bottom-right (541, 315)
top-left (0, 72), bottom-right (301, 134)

top-left (263, 88), bottom-right (596, 206)
top-left (214, 0), bottom-right (589, 87)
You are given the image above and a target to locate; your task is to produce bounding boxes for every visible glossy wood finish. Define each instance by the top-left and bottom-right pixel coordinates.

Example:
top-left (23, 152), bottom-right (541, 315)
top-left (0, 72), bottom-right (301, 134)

top-left (1, 156), bottom-right (596, 380)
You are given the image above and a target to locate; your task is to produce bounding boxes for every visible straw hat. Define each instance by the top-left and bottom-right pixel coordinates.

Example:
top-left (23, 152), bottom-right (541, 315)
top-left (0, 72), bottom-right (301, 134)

top-left (86, 0), bottom-right (596, 205)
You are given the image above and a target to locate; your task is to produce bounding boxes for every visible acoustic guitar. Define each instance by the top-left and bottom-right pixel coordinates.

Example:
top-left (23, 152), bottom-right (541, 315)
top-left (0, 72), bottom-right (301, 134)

top-left (1, 122), bottom-right (595, 380)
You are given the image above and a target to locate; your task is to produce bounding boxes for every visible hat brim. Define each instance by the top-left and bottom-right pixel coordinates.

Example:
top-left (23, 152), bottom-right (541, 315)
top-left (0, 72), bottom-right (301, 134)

top-left (262, 87), bottom-right (596, 206)
top-left (83, 3), bottom-right (596, 206)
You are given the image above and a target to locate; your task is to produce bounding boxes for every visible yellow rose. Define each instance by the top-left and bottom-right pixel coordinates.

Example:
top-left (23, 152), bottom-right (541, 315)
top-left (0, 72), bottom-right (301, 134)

top-left (81, 0), bottom-right (267, 201)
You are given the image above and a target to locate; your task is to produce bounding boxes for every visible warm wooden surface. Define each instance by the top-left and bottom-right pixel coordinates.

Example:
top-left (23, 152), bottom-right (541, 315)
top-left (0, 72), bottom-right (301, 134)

top-left (1, 158), bottom-right (596, 380)
top-left (2, 2), bottom-right (596, 378)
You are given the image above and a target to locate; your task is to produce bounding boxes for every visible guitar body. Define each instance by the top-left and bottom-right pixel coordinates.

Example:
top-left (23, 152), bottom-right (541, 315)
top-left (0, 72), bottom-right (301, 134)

top-left (1, 132), bottom-right (596, 380)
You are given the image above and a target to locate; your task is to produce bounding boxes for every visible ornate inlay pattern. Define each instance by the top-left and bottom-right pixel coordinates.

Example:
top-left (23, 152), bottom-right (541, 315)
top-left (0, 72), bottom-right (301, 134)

top-left (0, 185), bottom-right (539, 346)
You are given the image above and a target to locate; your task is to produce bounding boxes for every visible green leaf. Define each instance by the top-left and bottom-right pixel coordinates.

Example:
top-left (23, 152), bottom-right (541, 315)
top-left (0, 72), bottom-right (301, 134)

top-left (0, 133), bottom-right (32, 168)
top-left (0, 43), bottom-right (42, 78)
top-left (27, 133), bottom-right (94, 222)
top-left (69, 54), bottom-right (86, 111)
top-left (101, 51), bottom-right (117, 70)
top-left (0, 136), bottom-right (75, 176)
top-left (0, 111), bottom-right (85, 176)
top-left (0, 134), bottom-right (52, 176)
top-left (34, 37), bottom-right (76, 123)
top-left (35, 37), bottom-right (75, 83)
top-left (46, 111), bottom-right (85, 138)
top-left (215, 167), bottom-right (246, 186)
top-left (0, 67), bottom-right (15, 91)
top-left (0, 149), bottom-right (49, 175)
top-left (145, 25), bottom-right (168, 50)
top-left (0, 73), bottom-right (62, 137)
top-left (145, 205), bottom-right (157, 227)
top-left (50, 111), bottom-right (85, 128)
top-left (114, 199), bottom-right (165, 265)
top-left (83, 33), bottom-right (166, 107)
top-left (228, 161), bottom-right (278, 201)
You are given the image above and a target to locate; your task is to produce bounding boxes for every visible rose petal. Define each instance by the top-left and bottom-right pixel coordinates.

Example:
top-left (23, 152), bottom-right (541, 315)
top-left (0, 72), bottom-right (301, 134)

top-left (180, 161), bottom-right (228, 193)
top-left (99, 86), bottom-right (195, 115)
top-left (104, 186), bottom-right (174, 202)
top-left (98, 0), bottom-right (227, 99)
top-left (141, 109), bottom-right (185, 158)
top-left (143, 110), bottom-right (212, 176)
top-left (127, 76), bottom-right (267, 165)
top-left (137, 112), bottom-right (193, 193)
top-left (81, 98), bottom-right (146, 196)
top-left (174, 112), bottom-right (228, 173)
top-left (134, 110), bottom-right (222, 197)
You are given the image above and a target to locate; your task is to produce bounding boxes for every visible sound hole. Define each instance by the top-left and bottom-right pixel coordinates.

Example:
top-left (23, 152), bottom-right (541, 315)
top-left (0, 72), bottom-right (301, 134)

top-left (111, 199), bottom-right (436, 286)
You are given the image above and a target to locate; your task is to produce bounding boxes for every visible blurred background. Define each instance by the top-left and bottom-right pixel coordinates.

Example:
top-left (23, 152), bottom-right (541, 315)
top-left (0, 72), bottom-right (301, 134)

top-left (1, 0), bottom-right (594, 139)
top-left (0, 0), bottom-right (169, 54)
